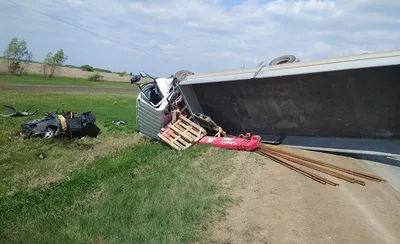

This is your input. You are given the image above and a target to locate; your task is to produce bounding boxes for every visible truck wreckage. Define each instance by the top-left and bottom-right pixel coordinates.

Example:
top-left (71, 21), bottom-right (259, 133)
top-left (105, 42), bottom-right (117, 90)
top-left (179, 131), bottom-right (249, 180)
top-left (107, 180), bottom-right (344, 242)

top-left (132, 51), bottom-right (400, 158)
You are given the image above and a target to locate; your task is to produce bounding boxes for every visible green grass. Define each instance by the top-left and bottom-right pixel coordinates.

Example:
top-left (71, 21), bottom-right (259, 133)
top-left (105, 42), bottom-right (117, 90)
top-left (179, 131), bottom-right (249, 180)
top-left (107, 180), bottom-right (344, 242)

top-left (0, 90), bottom-right (138, 196)
top-left (0, 73), bottom-right (133, 88)
top-left (0, 89), bottom-right (236, 243)
top-left (0, 90), bottom-right (137, 136)
top-left (0, 144), bottom-right (234, 244)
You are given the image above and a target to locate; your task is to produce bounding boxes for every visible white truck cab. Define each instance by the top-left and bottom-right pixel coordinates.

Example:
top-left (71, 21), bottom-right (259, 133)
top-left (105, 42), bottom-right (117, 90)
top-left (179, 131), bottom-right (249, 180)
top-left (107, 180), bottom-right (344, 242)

top-left (132, 71), bottom-right (193, 139)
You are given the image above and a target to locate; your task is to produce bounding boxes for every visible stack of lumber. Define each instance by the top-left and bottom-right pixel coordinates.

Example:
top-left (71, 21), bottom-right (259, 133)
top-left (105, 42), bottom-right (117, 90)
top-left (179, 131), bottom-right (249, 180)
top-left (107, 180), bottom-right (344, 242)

top-left (256, 144), bottom-right (386, 186)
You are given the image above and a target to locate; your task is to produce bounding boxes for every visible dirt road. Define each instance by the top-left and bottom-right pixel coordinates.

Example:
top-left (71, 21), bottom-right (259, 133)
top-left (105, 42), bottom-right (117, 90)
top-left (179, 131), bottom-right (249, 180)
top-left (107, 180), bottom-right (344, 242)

top-left (0, 84), bottom-right (136, 94)
top-left (212, 148), bottom-right (400, 244)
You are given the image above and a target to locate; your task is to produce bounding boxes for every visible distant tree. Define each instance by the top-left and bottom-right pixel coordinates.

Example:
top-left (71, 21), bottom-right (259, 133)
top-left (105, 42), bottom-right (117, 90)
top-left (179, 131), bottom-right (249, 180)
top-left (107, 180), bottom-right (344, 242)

top-left (64, 64), bottom-right (80, 69)
top-left (42, 52), bottom-right (52, 78)
top-left (42, 49), bottom-right (68, 78)
top-left (93, 68), bottom-right (112, 73)
top-left (3, 37), bottom-right (33, 75)
top-left (81, 64), bottom-right (94, 72)
top-left (129, 72), bottom-right (133, 76)
top-left (119, 71), bottom-right (126, 77)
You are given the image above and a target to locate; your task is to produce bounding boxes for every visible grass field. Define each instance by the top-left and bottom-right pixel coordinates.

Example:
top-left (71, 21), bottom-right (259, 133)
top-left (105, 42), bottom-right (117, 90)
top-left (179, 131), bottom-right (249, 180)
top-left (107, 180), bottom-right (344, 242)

top-left (0, 87), bottom-right (235, 243)
top-left (0, 73), bottom-right (133, 88)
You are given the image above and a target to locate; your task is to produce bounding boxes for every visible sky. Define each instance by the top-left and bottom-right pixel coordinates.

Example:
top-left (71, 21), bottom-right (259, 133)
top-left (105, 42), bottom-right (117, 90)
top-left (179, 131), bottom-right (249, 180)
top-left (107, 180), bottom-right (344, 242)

top-left (1, 0), bottom-right (400, 77)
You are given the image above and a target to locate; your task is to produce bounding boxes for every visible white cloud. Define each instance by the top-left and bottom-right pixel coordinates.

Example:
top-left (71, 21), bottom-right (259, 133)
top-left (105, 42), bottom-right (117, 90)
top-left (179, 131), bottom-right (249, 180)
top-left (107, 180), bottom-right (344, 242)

top-left (0, 0), bottom-right (399, 76)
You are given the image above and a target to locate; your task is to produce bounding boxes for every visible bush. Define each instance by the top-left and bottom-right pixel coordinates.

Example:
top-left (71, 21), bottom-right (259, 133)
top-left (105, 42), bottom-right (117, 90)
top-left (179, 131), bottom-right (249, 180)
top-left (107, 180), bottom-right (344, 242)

top-left (81, 64), bottom-right (94, 72)
top-left (88, 72), bottom-right (103, 81)
top-left (119, 71), bottom-right (126, 77)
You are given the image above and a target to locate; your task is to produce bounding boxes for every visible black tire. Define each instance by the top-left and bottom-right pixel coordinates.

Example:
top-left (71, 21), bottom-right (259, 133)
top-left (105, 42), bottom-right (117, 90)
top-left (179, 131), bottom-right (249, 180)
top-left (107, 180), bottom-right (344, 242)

top-left (269, 55), bottom-right (300, 66)
top-left (175, 70), bottom-right (194, 83)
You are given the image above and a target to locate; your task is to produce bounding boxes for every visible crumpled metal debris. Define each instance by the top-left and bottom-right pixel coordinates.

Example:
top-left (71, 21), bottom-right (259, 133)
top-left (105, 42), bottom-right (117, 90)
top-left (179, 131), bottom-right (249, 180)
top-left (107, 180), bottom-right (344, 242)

top-left (112, 120), bottom-right (127, 125)
top-left (0, 105), bottom-right (39, 117)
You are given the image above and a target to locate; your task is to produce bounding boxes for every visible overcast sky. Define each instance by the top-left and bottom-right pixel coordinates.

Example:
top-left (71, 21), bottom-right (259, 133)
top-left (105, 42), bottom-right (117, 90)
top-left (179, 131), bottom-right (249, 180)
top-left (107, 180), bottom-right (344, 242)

top-left (1, 0), bottom-right (399, 76)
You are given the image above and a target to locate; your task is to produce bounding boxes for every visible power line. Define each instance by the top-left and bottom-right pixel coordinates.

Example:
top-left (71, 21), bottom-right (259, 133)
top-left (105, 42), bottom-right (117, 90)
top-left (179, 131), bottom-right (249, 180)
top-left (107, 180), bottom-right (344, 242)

top-left (7, 0), bottom-right (167, 59)
top-left (48, 0), bottom-right (93, 28)
top-left (79, 0), bottom-right (144, 29)
top-left (79, 0), bottom-right (192, 53)
top-left (50, 0), bottom-right (115, 29)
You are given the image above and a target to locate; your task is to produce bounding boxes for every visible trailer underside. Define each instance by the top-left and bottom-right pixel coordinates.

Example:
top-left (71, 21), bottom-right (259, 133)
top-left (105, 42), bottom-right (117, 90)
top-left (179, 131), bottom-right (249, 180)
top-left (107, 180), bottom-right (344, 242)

top-left (190, 64), bottom-right (400, 140)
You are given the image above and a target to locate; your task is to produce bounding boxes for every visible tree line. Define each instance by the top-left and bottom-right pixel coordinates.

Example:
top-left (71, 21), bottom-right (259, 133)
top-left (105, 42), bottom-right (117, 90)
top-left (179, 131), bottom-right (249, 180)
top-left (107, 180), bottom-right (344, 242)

top-left (2, 37), bottom-right (130, 79)
top-left (2, 37), bottom-right (67, 78)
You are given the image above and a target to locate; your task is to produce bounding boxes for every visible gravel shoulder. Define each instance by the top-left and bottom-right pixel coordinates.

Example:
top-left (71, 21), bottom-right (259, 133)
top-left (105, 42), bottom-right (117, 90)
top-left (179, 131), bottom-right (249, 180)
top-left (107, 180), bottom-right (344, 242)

top-left (211, 148), bottom-right (400, 244)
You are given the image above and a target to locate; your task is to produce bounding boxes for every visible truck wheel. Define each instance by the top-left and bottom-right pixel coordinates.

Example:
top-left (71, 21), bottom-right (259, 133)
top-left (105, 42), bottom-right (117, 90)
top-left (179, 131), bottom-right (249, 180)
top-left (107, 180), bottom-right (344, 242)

top-left (269, 55), bottom-right (300, 66)
top-left (175, 70), bottom-right (194, 83)
top-left (43, 127), bottom-right (55, 139)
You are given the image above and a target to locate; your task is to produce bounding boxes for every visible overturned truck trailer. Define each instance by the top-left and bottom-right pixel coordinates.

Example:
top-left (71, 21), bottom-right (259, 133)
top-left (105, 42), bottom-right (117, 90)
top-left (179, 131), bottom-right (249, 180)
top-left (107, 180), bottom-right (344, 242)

top-left (179, 51), bottom-right (400, 157)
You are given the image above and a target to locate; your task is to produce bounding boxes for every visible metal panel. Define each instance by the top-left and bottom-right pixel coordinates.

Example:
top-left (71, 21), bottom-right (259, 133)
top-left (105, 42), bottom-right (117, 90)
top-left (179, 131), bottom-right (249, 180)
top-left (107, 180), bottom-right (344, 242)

top-left (180, 68), bottom-right (257, 86)
top-left (178, 85), bottom-right (203, 117)
top-left (190, 64), bottom-right (400, 140)
top-left (136, 97), bottom-right (171, 139)
top-left (180, 50), bottom-right (400, 86)
top-left (275, 136), bottom-right (400, 157)
top-left (257, 55), bottom-right (400, 79)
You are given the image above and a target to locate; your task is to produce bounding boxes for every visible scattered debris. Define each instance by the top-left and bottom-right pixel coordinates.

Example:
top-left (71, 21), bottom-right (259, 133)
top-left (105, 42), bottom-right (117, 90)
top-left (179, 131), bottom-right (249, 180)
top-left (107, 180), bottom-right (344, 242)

top-left (158, 110), bottom-right (263, 152)
top-left (198, 133), bottom-right (261, 151)
top-left (112, 120), bottom-right (127, 125)
top-left (256, 144), bottom-right (385, 186)
top-left (0, 105), bottom-right (39, 117)
top-left (20, 110), bottom-right (100, 139)
top-left (38, 152), bottom-right (46, 159)
top-left (158, 114), bottom-right (206, 150)
top-left (193, 113), bottom-right (226, 137)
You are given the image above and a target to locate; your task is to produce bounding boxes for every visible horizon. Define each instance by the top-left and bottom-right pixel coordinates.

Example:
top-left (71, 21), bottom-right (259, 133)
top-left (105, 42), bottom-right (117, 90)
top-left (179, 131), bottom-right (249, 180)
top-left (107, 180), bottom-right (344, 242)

top-left (1, 0), bottom-right (400, 77)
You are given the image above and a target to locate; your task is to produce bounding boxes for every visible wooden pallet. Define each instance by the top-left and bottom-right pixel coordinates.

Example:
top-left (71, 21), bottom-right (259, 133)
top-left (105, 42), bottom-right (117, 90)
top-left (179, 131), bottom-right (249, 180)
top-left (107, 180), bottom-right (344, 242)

top-left (158, 115), bottom-right (206, 150)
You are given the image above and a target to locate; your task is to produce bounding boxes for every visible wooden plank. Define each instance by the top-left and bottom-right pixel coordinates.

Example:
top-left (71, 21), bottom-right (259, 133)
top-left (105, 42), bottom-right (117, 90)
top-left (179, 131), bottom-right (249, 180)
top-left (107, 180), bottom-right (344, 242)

top-left (177, 121), bottom-right (201, 136)
top-left (169, 125), bottom-right (194, 142)
top-left (168, 136), bottom-right (186, 150)
top-left (180, 126), bottom-right (199, 139)
top-left (175, 123), bottom-right (189, 133)
top-left (191, 129), bottom-right (204, 141)
top-left (172, 123), bottom-right (198, 141)
top-left (169, 130), bottom-right (190, 147)
top-left (177, 120), bottom-right (188, 129)
top-left (158, 115), bottom-right (206, 150)
top-left (187, 129), bottom-right (201, 138)
top-left (180, 115), bottom-right (205, 132)
top-left (178, 121), bottom-right (198, 135)
top-left (181, 131), bottom-right (196, 141)
top-left (160, 130), bottom-right (188, 150)
top-left (158, 133), bottom-right (182, 150)
top-left (179, 115), bottom-right (195, 125)
top-left (175, 121), bottom-right (191, 131)
top-left (173, 140), bottom-right (186, 150)
top-left (177, 125), bottom-right (202, 141)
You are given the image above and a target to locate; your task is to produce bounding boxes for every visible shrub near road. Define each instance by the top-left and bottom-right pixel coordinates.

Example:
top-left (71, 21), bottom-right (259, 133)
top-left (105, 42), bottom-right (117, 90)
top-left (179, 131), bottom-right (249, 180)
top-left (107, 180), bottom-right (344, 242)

top-left (0, 89), bottom-right (235, 243)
